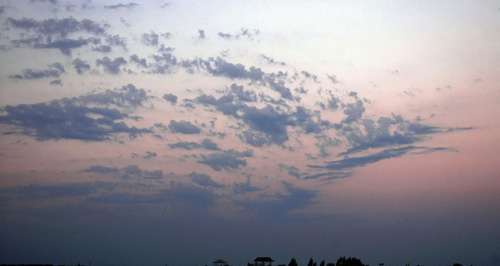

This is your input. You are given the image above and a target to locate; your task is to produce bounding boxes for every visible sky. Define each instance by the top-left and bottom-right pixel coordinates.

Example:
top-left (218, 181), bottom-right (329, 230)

top-left (0, 1), bottom-right (499, 266)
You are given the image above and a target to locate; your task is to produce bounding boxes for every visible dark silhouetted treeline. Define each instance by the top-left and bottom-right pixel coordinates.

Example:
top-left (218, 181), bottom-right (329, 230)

top-left (249, 257), bottom-right (367, 266)
top-left (1, 264), bottom-right (83, 266)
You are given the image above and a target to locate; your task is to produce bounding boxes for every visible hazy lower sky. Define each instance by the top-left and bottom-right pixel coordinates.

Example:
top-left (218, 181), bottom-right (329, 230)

top-left (1, 1), bottom-right (499, 266)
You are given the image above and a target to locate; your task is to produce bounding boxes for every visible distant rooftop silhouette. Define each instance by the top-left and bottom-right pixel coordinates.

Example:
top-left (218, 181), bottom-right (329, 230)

top-left (254, 257), bottom-right (274, 266)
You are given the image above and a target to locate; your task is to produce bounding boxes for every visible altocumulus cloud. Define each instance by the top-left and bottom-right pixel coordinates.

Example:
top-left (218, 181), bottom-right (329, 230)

top-left (96, 56), bottom-right (128, 75)
top-left (0, 84), bottom-right (151, 141)
top-left (7, 17), bottom-right (107, 55)
top-left (9, 62), bottom-right (65, 80)
top-left (308, 145), bottom-right (453, 172)
top-left (80, 164), bottom-right (163, 180)
top-left (198, 149), bottom-right (253, 171)
top-left (188, 172), bottom-right (224, 188)
top-left (235, 181), bottom-right (317, 220)
top-left (169, 120), bottom-right (201, 134)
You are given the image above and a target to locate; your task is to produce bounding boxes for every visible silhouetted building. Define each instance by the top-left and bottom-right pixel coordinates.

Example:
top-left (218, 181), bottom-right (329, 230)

top-left (214, 259), bottom-right (229, 266)
top-left (254, 257), bottom-right (274, 266)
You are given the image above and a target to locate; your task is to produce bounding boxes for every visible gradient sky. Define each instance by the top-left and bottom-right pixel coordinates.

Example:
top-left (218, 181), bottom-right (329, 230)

top-left (1, 1), bottom-right (499, 266)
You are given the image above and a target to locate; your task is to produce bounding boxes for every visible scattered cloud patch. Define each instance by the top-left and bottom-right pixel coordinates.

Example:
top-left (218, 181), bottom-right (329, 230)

top-left (143, 151), bottom-right (157, 159)
top-left (141, 31), bottom-right (159, 46)
top-left (72, 58), bottom-right (91, 74)
top-left (169, 120), bottom-right (201, 134)
top-left (1, 182), bottom-right (96, 202)
top-left (9, 63), bottom-right (65, 80)
top-left (217, 28), bottom-right (259, 41)
top-left (169, 138), bottom-right (220, 150)
top-left (96, 56), bottom-right (127, 75)
top-left (233, 177), bottom-right (261, 194)
top-left (309, 146), bottom-right (451, 172)
top-left (327, 74), bottom-right (340, 83)
top-left (49, 79), bottom-right (63, 86)
top-left (104, 3), bottom-right (138, 9)
top-left (198, 29), bottom-right (205, 40)
top-left (7, 17), bottom-right (107, 55)
top-left (236, 181), bottom-right (317, 219)
top-left (340, 114), bottom-right (444, 155)
top-left (260, 54), bottom-right (286, 66)
top-left (163, 93), bottom-right (178, 105)
top-left (188, 172), bottom-right (223, 188)
top-left (0, 84), bottom-right (151, 141)
top-left (198, 149), bottom-right (253, 171)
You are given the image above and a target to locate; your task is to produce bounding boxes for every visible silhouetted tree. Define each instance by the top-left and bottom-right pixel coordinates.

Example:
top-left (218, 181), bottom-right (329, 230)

top-left (336, 257), bottom-right (365, 266)
top-left (320, 260), bottom-right (325, 266)
top-left (289, 258), bottom-right (298, 266)
top-left (452, 264), bottom-right (463, 266)
top-left (326, 262), bottom-right (335, 266)
top-left (308, 258), bottom-right (316, 266)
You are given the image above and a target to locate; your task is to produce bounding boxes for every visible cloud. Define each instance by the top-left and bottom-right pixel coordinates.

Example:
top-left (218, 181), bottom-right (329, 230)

top-left (235, 181), bottom-right (317, 219)
top-left (293, 106), bottom-right (322, 134)
top-left (92, 45), bottom-right (112, 53)
top-left (198, 29), bottom-right (205, 39)
top-left (182, 57), bottom-right (264, 81)
top-left (342, 98), bottom-right (365, 124)
top-left (7, 17), bottom-right (107, 37)
top-left (80, 165), bottom-right (120, 174)
top-left (104, 3), bottom-right (138, 9)
top-left (145, 54), bottom-right (297, 104)
top-left (161, 32), bottom-right (172, 39)
top-left (302, 171), bottom-right (351, 180)
top-left (1, 182), bottom-right (97, 202)
top-left (240, 105), bottom-right (292, 146)
top-left (7, 17), bottom-right (107, 55)
top-left (201, 138), bottom-right (220, 150)
top-left (233, 177), bottom-right (262, 194)
top-left (9, 63), bottom-right (65, 80)
top-left (230, 83), bottom-right (257, 102)
top-left (169, 138), bottom-right (220, 151)
top-left (0, 84), bottom-right (151, 141)
top-left (142, 31), bottom-right (159, 46)
top-left (85, 182), bottom-right (215, 209)
top-left (238, 129), bottom-right (275, 147)
top-left (309, 146), bottom-right (452, 172)
top-left (193, 91), bottom-right (324, 147)
top-left (217, 28), bottom-right (259, 41)
top-left (96, 57), bottom-right (127, 74)
top-left (49, 79), bottom-right (63, 86)
top-left (72, 58), bottom-right (91, 74)
top-left (143, 170), bottom-right (163, 179)
top-left (105, 35), bottom-right (127, 49)
top-left (265, 75), bottom-right (294, 100)
top-left (168, 183), bottom-right (216, 207)
top-left (260, 54), bottom-right (286, 66)
top-left (31, 0), bottom-right (58, 4)
top-left (80, 164), bottom-right (163, 180)
top-left (279, 163), bottom-right (301, 179)
top-left (169, 141), bottom-right (202, 150)
top-left (198, 149), bottom-right (253, 171)
top-left (340, 115), bottom-right (444, 155)
top-left (40, 38), bottom-right (98, 55)
top-left (88, 191), bottom-right (161, 205)
top-left (318, 90), bottom-right (340, 110)
top-left (163, 93), bottom-right (178, 105)
top-left (150, 52), bottom-right (178, 74)
top-left (169, 120), bottom-right (201, 134)
top-left (143, 151), bottom-right (157, 159)
top-left (188, 172), bottom-right (223, 188)
top-left (327, 74), bottom-right (340, 84)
